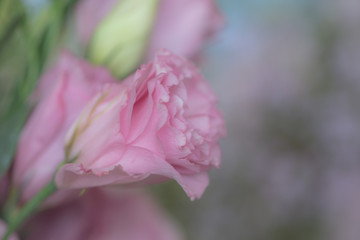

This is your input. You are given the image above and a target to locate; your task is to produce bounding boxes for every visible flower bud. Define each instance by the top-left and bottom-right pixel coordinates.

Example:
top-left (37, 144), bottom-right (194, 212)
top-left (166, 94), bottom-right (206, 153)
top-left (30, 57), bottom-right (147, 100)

top-left (13, 51), bottom-right (117, 201)
top-left (87, 0), bottom-right (159, 79)
top-left (76, 0), bottom-right (224, 63)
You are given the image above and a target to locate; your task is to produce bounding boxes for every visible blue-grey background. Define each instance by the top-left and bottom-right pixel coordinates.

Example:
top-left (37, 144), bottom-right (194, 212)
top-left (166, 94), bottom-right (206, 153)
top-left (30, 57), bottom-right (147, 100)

top-left (154, 0), bottom-right (360, 240)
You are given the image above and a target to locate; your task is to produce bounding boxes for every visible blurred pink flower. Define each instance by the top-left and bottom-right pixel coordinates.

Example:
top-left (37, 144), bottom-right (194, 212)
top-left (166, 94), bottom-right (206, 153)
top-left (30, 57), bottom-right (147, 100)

top-left (13, 51), bottom-right (117, 201)
top-left (147, 0), bottom-right (223, 60)
top-left (75, 0), bottom-right (118, 47)
top-left (75, 0), bottom-right (223, 60)
top-left (56, 50), bottom-right (225, 200)
top-left (0, 221), bottom-right (18, 240)
top-left (23, 189), bottom-right (183, 240)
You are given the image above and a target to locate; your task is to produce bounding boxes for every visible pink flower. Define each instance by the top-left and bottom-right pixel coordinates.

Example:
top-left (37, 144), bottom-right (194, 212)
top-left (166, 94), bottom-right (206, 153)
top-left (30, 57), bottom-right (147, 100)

top-left (56, 50), bottom-right (225, 200)
top-left (0, 221), bottom-right (18, 240)
top-left (22, 189), bottom-right (183, 240)
top-left (75, 0), bottom-right (223, 60)
top-left (147, 0), bottom-right (224, 60)
top-left (75, 0), bottom-right (118, 47)
top-left (13, 51), bottom-right (117, 201)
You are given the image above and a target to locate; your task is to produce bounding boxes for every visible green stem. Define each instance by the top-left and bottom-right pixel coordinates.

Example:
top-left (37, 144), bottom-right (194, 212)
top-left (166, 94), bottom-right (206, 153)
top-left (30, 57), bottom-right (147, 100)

top-left (2, 181), bottom-right (57, 240)
top-left (39, 0), bottom-right (63, 67)
top-left (2, 159), bottom-right (66, 239)
top-left (19, 21), bottom-right (40, 100)
top-left (1, 186), bottom-right (19, 222)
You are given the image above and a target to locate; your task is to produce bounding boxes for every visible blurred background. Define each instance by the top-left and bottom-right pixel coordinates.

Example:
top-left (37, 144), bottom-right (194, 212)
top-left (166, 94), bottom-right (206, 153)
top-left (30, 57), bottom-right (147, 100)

top-left (153, 0), bottom-right (360, 240)
top-left (1, 0), bottom-right (360, 239)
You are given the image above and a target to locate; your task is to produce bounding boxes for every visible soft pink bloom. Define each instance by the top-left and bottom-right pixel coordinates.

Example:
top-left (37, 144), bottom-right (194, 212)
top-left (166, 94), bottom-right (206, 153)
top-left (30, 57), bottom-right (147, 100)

top-left (23, 189), bottom-right (183, 240)
top-left (13, 51), bottom-right (117, 201)
top-left (147, 0), bottom-right (224, 60)
top-left (56, 50), bottom-right (225, 200)
top-left (75, 0), bottom-right (118, 47)
top-left (0, 221), bottom-right (18, 240)
top-left (75, 0), bottom-right (223, 60)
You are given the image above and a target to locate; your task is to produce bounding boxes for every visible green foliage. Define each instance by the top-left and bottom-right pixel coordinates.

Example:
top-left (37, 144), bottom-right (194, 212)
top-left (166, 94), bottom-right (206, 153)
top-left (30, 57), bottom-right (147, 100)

top-left (0, 107), bottom-right (30, 178)
top-left (0, 0), bottom-right (80, 177)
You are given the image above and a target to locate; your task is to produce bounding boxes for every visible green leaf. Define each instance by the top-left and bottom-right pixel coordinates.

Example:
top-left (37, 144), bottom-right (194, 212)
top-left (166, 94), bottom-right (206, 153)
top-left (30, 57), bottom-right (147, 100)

top-left (0, 105), bottom-right (30, 177)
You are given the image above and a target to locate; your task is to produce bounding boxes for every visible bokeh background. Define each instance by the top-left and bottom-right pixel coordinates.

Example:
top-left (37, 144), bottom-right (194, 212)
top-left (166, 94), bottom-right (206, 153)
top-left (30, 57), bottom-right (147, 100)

top-left (1, 0), bottom-right (360, 240)
top-left (153, 0), bottom-right (360, 240)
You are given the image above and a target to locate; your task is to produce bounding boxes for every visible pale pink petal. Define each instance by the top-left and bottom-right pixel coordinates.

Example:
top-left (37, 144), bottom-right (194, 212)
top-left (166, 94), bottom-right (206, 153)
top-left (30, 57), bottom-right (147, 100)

top-left (147, 0), bottom-right (224, 60)
top-left (0, 221), bottom-right (18, 240)
top-left (75, 0), bottom-right (119, 45)
top-left (23, 189), bottom-right (183, 240)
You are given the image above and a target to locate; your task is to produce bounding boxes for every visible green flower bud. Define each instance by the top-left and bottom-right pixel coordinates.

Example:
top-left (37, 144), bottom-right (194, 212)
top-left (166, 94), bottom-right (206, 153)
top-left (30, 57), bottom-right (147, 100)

top-left (87, 0), bottom-right (159, 79)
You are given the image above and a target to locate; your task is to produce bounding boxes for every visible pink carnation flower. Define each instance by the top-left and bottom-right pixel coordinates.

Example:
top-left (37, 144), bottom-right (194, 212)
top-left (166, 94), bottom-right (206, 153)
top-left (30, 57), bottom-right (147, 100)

top-left (56, 50), bottom-right (225, 200)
